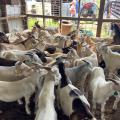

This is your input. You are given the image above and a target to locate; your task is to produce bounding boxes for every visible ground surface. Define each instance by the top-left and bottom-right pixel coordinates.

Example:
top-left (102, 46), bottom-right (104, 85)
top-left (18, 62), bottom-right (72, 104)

top-left (0, 95), bottom-right (120, 120)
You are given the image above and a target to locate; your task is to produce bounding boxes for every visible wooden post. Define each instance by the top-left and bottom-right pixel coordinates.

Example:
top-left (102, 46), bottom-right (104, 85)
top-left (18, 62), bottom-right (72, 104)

top-left (42, 0), bottom-right (45, 28)
top-left (96, 0), bottom-right (106, 37)
top-left (77, 0), bottom-right (81, 30)
top-left (1, 4), bottom-right (9, 33)
top-left (21, 0), bottom-right (28, 29)
top-left (59, 0), bottom-right (62, 33)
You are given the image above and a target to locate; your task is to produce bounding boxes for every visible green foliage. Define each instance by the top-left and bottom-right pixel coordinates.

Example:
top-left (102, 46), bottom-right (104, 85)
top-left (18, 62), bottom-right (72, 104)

top-left (28, 18), bottom-right (59, 29)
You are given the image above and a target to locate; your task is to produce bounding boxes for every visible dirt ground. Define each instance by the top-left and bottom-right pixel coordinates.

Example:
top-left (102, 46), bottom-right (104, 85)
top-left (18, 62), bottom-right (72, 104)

top-left (0, 94), bottom-right (119, 120)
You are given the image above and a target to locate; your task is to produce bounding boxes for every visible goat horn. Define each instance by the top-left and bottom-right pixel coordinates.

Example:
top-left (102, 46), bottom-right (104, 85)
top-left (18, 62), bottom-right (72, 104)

top-left (106, 78), bottom-right (119, 85)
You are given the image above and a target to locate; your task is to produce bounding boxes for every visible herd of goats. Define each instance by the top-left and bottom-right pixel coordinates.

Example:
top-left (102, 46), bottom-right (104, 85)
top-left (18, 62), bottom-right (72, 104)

top-left (0, 22), bottom-right (120, 120)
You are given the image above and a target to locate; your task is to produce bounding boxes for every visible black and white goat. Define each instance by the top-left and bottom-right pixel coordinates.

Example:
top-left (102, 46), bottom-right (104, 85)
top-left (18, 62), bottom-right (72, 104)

top-left (65, 60), bottom-right (92, 93)
top-left (0, 49), bottom-right (43, 65)
top-left (56, 58), bottom-right (96, 120)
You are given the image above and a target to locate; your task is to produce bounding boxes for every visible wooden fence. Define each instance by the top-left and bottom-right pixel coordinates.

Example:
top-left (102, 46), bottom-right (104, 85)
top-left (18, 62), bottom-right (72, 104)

top-left (0, 0), bottom-right (120, 37)
top-left (27, 0), bottom-right (120, 37)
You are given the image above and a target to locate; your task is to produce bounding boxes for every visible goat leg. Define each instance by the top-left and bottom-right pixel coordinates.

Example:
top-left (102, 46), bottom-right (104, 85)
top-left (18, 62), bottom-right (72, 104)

top-left (101, 102), bottom-right (106, 120)
top-left (113, 93), bottom-right (120, 111)
top-left (25, 95), bottom-right (31, 115)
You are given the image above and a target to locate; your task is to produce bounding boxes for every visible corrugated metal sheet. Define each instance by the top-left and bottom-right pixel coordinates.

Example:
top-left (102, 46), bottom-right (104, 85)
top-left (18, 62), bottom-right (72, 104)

top-left (111, 0), bottom-right (120, 18)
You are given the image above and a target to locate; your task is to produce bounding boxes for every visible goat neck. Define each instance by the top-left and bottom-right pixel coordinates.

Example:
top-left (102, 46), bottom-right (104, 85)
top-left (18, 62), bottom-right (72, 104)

top-left (58, 62), bottom-right (71, 88)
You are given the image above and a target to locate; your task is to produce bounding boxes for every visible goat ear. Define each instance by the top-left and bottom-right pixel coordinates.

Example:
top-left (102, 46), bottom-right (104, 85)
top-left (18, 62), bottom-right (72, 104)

top-left (15, 61), bottom-right (22, 67)
top-left (15, 61), bottom-right (23, 74)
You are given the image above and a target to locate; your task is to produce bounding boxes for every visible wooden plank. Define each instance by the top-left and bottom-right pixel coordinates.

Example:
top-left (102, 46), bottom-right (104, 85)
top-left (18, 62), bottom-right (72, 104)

top-left (103, 19), bottom-right (120, 22)
top-left (27, 14), bottom-right (98, 21)
top-left (21, 0), bottom-right (28, 29)
top-left (0, 15), bottom-right (27, 21)
top-left (59, 0), bottom-right (62, 33)
top-left (77, 0), bottom-right (81, 29)
top-left (96, 0), bottom-right (106, 37)
top-left (0, 4), bottom-right (9, 33)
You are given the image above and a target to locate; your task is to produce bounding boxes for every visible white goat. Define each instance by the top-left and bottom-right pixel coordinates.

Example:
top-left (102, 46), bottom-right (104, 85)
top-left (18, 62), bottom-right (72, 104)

top-left (74, 51), bottom-right (98, 67)
top-left (0, 65), bottom-right (47, 114)
top-left (67, 48), bottom-right (98, 67)
top-left (99, 45), bottom-right (120, 76)
top-left (89, 67), bottom-right (120, 120)
top-left (35, 66), bottom-right (61, 120)
top-left (0, 61), bottom-right (31, 81)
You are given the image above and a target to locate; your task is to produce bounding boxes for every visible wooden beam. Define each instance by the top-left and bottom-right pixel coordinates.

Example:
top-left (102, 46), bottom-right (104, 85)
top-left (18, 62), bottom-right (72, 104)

top-left (59, 0), bottom-right (62, 33)
top-left (27, 14), bottom-right (120, 23)
top-left (77, 0), bottom-right (81, 29)
top-left (27, 14), bottom-right (98, 21)
top-left (103, 19), bottom-right (120, 22)
top-left (1, 4), bottom-right (9, 33)
top-left (42, 0), bottom-right (45, 28)
top-left (21, 0), bottom-right (28, 29)
top-left (96, 0), bottom-right (106, 37)
top-left (0, 15), bottom-right (27, 21)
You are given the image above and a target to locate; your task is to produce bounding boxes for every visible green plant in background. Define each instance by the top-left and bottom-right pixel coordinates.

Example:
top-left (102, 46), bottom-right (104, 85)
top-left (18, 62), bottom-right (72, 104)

top-left (28, 18), bottom-right (38, 29)
top-left (28, 18), bottom-right (59, 29)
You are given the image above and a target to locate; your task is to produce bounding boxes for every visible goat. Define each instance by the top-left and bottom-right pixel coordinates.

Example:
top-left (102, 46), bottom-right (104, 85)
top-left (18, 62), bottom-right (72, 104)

top-left (23, 48), bottom-right (47, 63)
top-left (0, 64), bottom-right (48, 114)
top-left (0, 33), bottom-right (38, 51)
top-left (65, 60), bottom-right (92, 93)
top-left (66, 47), bottom-right (98, 67)
top-left (89, 67), bottom-right (120, 120)
top-left (0, 50), bottom-right (43, 65)
top-left (73, 51), bottom-right (98, 67)
top-left (56, 58), bottom-right (96, 120)
top-left (99, 45), bottom-right (120, 76)
top-left (35, 66), bottom-right (61, 120)
top-left (0, 61), bottom-right (32, 81)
